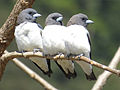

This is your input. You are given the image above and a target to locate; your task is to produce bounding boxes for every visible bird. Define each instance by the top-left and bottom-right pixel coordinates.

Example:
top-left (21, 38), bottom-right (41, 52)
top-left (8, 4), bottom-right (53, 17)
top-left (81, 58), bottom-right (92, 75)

top-left (65, 13), bottom-right (97, 80)
top-left (14, 8), bottom-right (52, 77)
top-left (42, 13), bottom-right (77, 79)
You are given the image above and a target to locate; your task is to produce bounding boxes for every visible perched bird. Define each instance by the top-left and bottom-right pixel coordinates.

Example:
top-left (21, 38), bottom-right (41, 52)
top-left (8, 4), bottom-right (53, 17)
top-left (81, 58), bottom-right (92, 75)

top-left (65, 13), bottom-right (96, 80)
top-left (42, 13), bottom-right (76, 79)
top-left (14, 8), bottom-right (52, 77)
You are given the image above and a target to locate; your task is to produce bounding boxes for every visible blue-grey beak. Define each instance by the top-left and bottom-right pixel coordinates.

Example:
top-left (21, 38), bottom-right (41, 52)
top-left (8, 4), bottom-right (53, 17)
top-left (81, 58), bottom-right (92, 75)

top-left (86, 20), bottom-right (94, 24)
top-left (56, 16), bottom-right (63, 22)
top-left (33, 13), bottom-right (42, 18)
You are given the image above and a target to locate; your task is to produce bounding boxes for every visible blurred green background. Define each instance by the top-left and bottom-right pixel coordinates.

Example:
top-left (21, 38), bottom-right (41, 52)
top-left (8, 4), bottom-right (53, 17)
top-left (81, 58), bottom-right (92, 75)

top-left (0, 0), bottom-right (120, 90)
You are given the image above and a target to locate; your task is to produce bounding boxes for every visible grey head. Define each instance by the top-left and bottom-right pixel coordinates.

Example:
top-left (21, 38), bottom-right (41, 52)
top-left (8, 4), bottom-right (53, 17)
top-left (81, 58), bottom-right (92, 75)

top-left (17, 8), bottom-right (41, 25)
top-left (67, 13), bottom-right (94, 27)
top-left (45, 13), bottom-right (63, 26)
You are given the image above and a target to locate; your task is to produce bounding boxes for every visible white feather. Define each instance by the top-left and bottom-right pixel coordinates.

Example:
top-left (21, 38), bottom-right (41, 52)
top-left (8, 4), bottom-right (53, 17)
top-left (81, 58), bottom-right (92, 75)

top-left (42, 25), bottom-right (67, 55)
top-left (14, 22), bottom-right (49, 72)
top-left (15, 22), bottom-right (43, 51)
top-left (42, 25), bottom-right (75, 74)
top-left (65, 25), bottom-right (92, 75)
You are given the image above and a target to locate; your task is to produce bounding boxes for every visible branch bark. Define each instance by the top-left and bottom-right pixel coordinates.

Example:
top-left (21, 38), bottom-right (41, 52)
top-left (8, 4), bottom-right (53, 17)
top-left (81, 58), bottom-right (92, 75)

top-left (0, 0), bottom-right (35, 80)
top-left (1, 50), bottom-right (120, 77)
top-left (0, 0), bottom-right (35, 56)
top-left (92, 47), bottom-right (120, 90)
top-left (12, 58), bottom-right (57, 90)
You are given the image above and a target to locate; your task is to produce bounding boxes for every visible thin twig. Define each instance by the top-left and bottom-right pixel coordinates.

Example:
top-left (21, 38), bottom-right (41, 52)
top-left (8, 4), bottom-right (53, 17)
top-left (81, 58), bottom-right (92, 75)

top-left (2, 50), bottom-right (120, 77)
top-left (0, 0), bottom-right (35, 80)
top-left (92, 47), bottom-right (120, 90)
top-left (5, 50), bottom-right (57, 90)
top-left (12, 58), bottom-right (57, 90)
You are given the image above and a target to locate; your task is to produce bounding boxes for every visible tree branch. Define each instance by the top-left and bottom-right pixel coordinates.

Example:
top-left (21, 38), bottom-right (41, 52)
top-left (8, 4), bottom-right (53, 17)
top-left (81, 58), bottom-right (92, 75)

top-left (0, 0), bottom-right (35, 80)
top-left (2, 49), bottom-right (120, 77)
top-left (12, 58), bottom-right (57, 90)
top-left (3, 51), bottom-right (57, 90)
top-left (92, 47), bottom-right (120, 90)
top-left (0, 0), bottom-right (35, 56)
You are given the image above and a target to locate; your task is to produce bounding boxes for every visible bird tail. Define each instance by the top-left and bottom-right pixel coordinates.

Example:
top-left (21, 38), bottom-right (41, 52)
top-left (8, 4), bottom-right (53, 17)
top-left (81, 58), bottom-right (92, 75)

top-left (76, 60), bottom-right (96, 81)
top-left (85, 70), bottom-right (97, 81)
top-left (30, 57), bottom-right (52, 77)
top-left (55, 60), bottom-right (77, 79)
top-left (85, 52), bottom-right (97, 80)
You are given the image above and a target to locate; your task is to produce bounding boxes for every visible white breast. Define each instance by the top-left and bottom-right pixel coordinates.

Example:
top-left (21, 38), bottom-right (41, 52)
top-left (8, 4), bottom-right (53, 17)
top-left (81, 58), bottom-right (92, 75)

top-left (14, 22), bottom-right (43, 51)
top-left (65, 25), bottom-right (90, 56)
top-left (42, 25), bottom-right (67, 55)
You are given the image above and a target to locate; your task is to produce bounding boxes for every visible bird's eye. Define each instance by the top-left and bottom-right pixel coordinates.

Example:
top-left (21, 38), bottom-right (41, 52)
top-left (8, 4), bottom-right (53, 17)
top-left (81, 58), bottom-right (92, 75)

top-left (52, 17), bottom-right (57, 20)
top-left (29, 12), bottom-right (32, 15)
top-left (82, 18), bottom-right (86, 21)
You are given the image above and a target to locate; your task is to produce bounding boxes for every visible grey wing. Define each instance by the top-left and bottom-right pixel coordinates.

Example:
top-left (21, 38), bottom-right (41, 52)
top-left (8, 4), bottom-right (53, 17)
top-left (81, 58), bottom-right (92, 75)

top-left (30, 57), bottom-right (52, 77)
top-left (87, 33), bottom-right (92, 59)
top-left (37, 23), bottom-right (43, 29)
top-left (55, 60), bottom-right (77, 79)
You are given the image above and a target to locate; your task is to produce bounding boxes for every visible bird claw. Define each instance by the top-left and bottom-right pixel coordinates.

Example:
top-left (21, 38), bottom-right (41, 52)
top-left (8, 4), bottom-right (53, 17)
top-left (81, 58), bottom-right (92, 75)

top-left (33, 48), bottom-right (40, 53)
top-left (77, 54), bottom-right (84, 60)
top-left (18, 50), bottom-right (27, 57)
top-left (67, 54), bottom-right (75, 59)
top-left (43, 54), bottom-right (51, 57)
top-left (57, 53), bottom-right (64, 58)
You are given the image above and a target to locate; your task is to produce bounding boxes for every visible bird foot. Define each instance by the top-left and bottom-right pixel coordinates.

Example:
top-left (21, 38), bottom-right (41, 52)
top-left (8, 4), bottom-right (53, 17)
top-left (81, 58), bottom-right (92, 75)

top-left (57, 53), bottom-right (64, 58)
top-left (33, 48), bottom-right (41, 53)
top-left (18, 50), bottom-right (27, 57)
top-left (19, 50), bottom-right (27, 53)
top-left (77, 54), bottom-right (84, 60)
top-left (43, 54), bottom-right (51, 57)
top-left (66, 54), bottom-right (75, 59)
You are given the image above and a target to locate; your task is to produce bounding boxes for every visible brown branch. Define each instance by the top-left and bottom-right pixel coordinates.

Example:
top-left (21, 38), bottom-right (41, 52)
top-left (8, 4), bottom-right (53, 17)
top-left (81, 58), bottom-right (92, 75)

top-left (12, 58), bottom-right (57, 90)
top-left (92, 47), bottom-right (120, 90)
top-left (4, 51), bottom-right (57, 90)
top-left (2, 50), bottom-right (120, 77)
top-left (0, 0), bottom-right (35, 56)
top-left (0, 0), bottom-right (35, 80)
